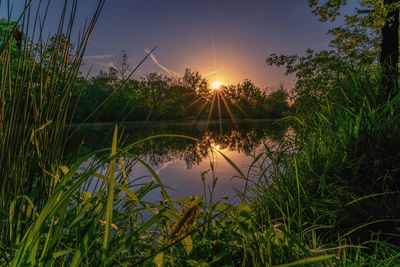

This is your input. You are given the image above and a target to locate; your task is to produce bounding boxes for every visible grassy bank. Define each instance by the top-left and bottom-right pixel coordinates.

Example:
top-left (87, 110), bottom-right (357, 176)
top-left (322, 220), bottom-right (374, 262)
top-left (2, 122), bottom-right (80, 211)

top-left (250, 69), bottom-right (400, 265)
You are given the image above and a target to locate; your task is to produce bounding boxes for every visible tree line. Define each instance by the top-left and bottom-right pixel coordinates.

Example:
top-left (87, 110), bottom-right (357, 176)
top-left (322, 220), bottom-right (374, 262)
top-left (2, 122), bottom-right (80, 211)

top-left (71, 62), bottom-right (291, 123)
top-left (1, 20), bottom-right (291, 124)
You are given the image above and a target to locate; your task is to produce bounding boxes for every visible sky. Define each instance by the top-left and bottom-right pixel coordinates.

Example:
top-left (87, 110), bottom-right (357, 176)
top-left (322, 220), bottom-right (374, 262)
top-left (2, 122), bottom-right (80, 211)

top-left (1, 0), bottom-right (357, 90)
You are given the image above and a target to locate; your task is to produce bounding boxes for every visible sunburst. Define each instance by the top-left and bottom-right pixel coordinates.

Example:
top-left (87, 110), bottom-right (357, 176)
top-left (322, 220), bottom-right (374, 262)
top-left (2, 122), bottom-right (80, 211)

top-left (212, 81), bottom-right (223, 90)
top-left (183, 78), bottom-right (248, 133)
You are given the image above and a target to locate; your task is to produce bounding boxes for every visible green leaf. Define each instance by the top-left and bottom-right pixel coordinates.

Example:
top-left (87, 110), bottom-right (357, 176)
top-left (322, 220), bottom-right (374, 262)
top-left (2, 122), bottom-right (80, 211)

top-left (53, 249), bottom-right (73, 259)
top-left (182, 236), bottom-right (193, 256)
top-left (154, 252), bottom-right (163, 267)
top-left (272, 254), bottom-right (336, 267)
top-left (214, 202), bottom-right (231, 212)
top-left (237, 202), bottom-right (251, 220)
top-left (60, 166), bottom-right (69, 175)
top-left (102, 125), bottom-right (118, 262)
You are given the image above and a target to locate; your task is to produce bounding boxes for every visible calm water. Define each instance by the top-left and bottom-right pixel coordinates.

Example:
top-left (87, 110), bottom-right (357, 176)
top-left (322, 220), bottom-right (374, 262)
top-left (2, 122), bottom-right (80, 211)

top-left (65, 119), bottom-right (288, 202)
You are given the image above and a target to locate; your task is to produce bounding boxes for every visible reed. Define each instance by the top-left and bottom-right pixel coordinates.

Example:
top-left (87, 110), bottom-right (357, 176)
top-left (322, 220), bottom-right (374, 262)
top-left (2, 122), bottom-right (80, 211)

top-left (0, 0), bottom-right (105, 250)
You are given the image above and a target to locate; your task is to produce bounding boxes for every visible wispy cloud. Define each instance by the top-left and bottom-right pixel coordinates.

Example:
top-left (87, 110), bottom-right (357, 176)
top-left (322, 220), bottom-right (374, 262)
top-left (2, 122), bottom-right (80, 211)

top-left (94, 61), bottom-right (117, 69)
top-left (204, 70), bottom-right (219, 77)
top-left (144, 48), bottom-right (180, 77)
top-left (155, 160), bottom-right (177, 175)
top-left (83, 54), bottom-right (117, 70)
top-left (83, 54), bottom-right (114, 60)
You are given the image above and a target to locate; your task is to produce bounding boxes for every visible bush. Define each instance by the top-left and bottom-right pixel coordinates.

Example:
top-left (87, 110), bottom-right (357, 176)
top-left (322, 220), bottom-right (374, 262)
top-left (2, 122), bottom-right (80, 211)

top-left (250, 68), bottom-right (400, 261)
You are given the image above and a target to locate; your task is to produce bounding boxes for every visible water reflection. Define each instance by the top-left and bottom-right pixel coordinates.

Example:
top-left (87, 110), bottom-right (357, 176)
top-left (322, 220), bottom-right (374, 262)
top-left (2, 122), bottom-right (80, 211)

top-left (66, 119), bottom-right (287, 165)
top-left (65, 119), bottom-right (288, 199)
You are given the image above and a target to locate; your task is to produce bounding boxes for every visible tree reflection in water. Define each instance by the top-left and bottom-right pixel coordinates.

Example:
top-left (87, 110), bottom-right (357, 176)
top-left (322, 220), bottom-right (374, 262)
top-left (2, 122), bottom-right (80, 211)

top-left (65, 119), bottom-right (288, 169)
top-left (65, 120), bottom-right (289, 199)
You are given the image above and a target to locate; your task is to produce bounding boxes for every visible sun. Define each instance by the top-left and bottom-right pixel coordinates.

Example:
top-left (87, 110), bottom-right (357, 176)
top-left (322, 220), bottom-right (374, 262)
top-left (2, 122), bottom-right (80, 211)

top-left (212, 81), bottom-right (223, 90)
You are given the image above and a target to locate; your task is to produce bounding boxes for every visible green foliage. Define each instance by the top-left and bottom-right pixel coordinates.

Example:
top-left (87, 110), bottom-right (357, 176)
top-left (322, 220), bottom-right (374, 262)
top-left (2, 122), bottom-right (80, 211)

top-left (0, 19), bottom-right (21, 76)
top-left (71, 69), bottom-right (291, 122)
top-left (0, 0), bottom-right (105, 258)
top-left (0, 126), bottom-right (317, 266)
top-left (250, 68), bottom-right (400, 265)
top-left (309, 0), bottom-right (399, 62)
top-left (269, 0), bottom-right (399, 114)
top-left (262, 1), bottom-right (400, 264)
top-left (267, 49), bottom-right (353, 115)
top-left (265, 87), bottom-right (290, 118)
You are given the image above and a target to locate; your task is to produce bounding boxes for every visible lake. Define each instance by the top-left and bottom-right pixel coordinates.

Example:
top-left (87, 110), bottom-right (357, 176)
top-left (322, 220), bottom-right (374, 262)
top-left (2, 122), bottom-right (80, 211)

top-left (65, 119), bottom-right (288, 203)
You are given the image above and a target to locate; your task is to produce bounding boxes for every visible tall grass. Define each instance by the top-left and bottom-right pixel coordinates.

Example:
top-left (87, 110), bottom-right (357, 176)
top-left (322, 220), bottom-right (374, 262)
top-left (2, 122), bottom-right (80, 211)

top-left (2, 131), bottom-right (340, 265)
top-left (0, 0), bottom-right (105, 252)
top-left (0, 2), bottom-right (261, 265)
top-left (250, 68), bottom-right (400, 265)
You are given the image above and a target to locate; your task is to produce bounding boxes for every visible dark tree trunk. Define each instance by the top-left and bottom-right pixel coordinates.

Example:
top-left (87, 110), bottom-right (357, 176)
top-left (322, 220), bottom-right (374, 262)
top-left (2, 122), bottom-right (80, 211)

top-left (380, 0), bottom-right (399, 98)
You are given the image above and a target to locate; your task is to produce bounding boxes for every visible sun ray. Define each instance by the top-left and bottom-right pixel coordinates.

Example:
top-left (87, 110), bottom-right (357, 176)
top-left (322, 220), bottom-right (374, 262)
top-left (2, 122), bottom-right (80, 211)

top-left (195, 100), bottom-right (209, 119)
top-left (231, 102), bottom-right (251, 119)
top-left (181, 91), bottom-right (197, 98)
top-left (206, 93), bottom-right (216, 129)
top-left (219, 91), bottom-right (238, 128)
top-left (217, 91), bottom-right (222, 134)
top-left (184, 97), bottom-right (203, 111)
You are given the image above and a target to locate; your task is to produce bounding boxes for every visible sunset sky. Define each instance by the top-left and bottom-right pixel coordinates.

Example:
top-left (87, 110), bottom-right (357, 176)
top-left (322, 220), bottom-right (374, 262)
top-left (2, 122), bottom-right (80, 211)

top-left (2, 1), bottom-right (356, 89)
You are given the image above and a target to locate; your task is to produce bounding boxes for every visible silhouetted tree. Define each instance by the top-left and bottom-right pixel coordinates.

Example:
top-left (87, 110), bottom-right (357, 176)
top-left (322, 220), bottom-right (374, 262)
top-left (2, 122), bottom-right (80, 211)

top-left (308, 0), bottom-right (399, 96)
top-left (265, 87), bottom-right (290, 118)
top-left (380, 0), bottom-right (399, 95)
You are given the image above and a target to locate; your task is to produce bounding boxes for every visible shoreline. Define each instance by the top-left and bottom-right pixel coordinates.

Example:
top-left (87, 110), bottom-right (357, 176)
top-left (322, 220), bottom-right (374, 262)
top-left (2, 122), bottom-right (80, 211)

top-left (69, 118), bottom-right (279, 128)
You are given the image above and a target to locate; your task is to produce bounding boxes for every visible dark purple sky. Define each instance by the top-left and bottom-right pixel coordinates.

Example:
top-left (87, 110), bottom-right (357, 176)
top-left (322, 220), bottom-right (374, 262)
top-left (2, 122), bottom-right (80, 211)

top-left (2, 0), bottom-right (356, 89)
